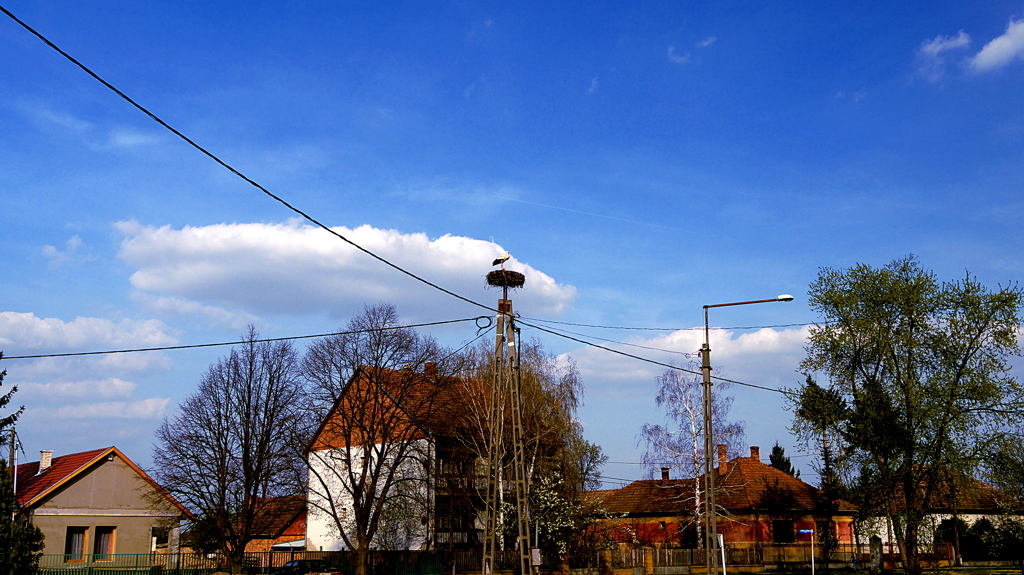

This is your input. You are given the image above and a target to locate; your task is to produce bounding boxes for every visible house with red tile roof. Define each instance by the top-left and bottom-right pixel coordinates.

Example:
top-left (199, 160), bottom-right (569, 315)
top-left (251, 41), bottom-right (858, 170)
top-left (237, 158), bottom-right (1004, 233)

top-left (306, 363), bottom-right (485, 553)
top-left (16, 446), bottom-right (190, 557)
top-left (243, 494), bottom-right (308, 552)
top-left (590, 446), bottom-right (857, 549)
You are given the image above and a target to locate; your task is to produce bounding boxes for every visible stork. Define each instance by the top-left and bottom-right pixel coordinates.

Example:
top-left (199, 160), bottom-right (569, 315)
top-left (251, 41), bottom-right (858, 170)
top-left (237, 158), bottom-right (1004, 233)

top-left (492, 251), bottom-right (511, 268)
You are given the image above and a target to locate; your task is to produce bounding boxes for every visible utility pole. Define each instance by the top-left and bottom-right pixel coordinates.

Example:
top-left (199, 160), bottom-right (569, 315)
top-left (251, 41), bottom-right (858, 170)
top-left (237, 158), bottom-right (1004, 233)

top-left (702, 295), bottom-right (793, 575)
top-left (482, 261), bottom-right (533, 575)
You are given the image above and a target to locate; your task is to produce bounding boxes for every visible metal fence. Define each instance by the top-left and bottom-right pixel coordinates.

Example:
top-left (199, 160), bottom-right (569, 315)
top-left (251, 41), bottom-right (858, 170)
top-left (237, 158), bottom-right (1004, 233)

top-left (36, 543), bottom-right (956, 575)
top-left (39, 551), bottom-right (442, 575)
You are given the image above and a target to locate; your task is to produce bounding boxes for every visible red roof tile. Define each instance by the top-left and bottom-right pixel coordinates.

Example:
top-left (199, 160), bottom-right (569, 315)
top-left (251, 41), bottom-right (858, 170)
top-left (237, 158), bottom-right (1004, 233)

top-left (252, 495), bottom-right (307, 538)
top-left (15, 447), bottom-right (110, 508)
top-left (309, 366), bottom-right (481, 451)
top-left (590, 455), bottom-right (856, 517)
top-left (15, 446), bottom-right (190, 517)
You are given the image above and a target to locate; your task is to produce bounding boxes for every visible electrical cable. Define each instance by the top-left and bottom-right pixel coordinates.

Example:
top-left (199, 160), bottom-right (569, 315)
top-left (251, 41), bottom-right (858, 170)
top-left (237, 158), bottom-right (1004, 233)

top-left (524, 317), bottom-right (813, 332)
top-left (517, 319), bottom-right (791, 396)
top-left (0, 5), bottom-right (797, 398)
top-left (528, 324), bottom-right (697, 358)
top-left (0, 4), bottom-right (494, 316)
top-left (0, 317), bottom-right (487, 360)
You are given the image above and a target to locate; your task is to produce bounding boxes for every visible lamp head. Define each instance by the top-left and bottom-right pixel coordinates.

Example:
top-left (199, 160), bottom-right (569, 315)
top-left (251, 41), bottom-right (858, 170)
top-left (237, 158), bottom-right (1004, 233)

top-left (777, 294), bottom-right (795, 302)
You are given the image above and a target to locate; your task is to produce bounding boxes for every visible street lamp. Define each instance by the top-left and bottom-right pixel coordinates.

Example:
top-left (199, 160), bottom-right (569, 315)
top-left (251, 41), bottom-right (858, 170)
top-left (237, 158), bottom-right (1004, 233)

top-left (701, 294), bottom-right (793, 575)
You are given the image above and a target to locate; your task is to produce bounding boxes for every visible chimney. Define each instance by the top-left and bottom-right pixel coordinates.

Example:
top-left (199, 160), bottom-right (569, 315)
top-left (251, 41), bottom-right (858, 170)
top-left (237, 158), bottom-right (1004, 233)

top-left (661, 467), bottom-right (670, 485)
top-left (38, 450), bottom-right (53, 474)
top-left (750, 446), bottom-right (760, 462)
top-left (717, 444), bottom-right (728, 474)
top-left (424, 362), bottom-right (437, 377)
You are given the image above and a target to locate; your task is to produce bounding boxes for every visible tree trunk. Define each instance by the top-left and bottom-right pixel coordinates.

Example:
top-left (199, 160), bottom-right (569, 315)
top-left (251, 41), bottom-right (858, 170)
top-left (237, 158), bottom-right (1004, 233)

top-left (355, 544), bottom-right (371, 575)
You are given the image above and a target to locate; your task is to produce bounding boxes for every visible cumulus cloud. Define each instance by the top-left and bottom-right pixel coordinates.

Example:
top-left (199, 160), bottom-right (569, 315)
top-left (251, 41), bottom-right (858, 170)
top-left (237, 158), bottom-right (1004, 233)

top-left (37, 398), bottom-right (171, 420)
top-left (0, 312), bottom-right (176, 351)
top-left (42, 235), bottom-right (87, 269)
top-left (969, 18), bottom-right (1024, 72)
top-left (19, 377), bottom-right (136, 400)
top-left (115, 220), bottom-right (577, 320)
top-left (915, 30), bottom-right (971, 82)
top-left (563, 325), bottom-right (811, 475)
top-left (133, 293), bottom-right (259, 330)
top-left (564, 325), bottom-right (810, 395)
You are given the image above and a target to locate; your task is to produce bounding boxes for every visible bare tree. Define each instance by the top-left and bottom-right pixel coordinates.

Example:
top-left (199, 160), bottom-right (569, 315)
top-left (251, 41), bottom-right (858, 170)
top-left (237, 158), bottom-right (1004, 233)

top-left (153, 328), bottom-right (303, 573)
top-left (640, 364), bottom-right (745, 547)
top-left (301, 304), bottom-right (453, 575)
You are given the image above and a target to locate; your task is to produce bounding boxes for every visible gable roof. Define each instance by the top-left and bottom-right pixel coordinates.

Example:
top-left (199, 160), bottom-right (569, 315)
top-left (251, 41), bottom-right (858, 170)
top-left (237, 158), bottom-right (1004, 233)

top-left (251, 494), bottom-right (307, 538)
top-left (930, 473), bottom-right (1012, 513)
top-left (716, 455), bottom-right (856, 513)
top-left (308, 365), bottom-right (480, 452)
top-left (591, 451), bottom-right (856, 517)
top-left (15, 446), bottom-right (191, 517)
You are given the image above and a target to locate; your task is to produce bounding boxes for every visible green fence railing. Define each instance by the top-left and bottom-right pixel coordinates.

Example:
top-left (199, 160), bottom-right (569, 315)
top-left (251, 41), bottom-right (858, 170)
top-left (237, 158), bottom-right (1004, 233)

top-left (39, 550), bottom-right (456, 575)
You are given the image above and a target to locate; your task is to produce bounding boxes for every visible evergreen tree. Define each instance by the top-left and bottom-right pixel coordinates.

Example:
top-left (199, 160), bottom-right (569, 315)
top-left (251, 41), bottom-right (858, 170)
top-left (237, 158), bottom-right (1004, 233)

top-left (0, 353), bottom-right (46, 575)
top-left (768, 442), bottom-right (799, 478)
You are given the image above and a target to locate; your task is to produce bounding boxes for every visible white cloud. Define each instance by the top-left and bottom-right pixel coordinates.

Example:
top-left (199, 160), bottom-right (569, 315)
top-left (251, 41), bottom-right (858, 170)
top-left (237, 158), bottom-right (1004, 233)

top-left (915, 30), bottom-right (971, 82)
top-left (698, 36), bottom-right (717, 48)
top-left (668, 45), bottom-right (691, 64)
top-left (115, 220), bottom-right (577, 320)
top-left (969, 18), bottom-right (1024, 72)
top-left (107, 127), bottom-right (161, 149)
top-left (42, 235), bottom-right (86, 269)
top-left (0, 312), bottom-right (176, 351)
top-left (39, 398), bottom-right (171, 420)
top-left (132, 293), bottom-right (259, 330)
top-left (564, 325), bottom-right (809, 394)
top-left (20, 377), bottom-right (136, 400)
top-left (588, 77), bottom-right (599, 94)
top-left (20, 104), bottom-right (94, 134)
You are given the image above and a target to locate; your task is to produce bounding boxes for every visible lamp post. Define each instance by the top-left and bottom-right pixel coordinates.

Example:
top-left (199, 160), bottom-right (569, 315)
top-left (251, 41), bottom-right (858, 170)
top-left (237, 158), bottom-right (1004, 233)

top-left (702, 294), bottom-right (793, 575)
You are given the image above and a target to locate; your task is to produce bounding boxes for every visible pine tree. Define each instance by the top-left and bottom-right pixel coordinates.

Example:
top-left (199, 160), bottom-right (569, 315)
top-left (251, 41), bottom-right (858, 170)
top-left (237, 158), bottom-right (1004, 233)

top-left (768, 442), bottom-right (800, 478)
top-left (0, 353), bottom-right (46, 575)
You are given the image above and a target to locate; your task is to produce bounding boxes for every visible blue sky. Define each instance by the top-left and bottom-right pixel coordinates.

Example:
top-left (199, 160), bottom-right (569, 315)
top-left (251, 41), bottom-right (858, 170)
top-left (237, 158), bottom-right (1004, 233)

top-left (2, 1), bottom-right (1024, 487)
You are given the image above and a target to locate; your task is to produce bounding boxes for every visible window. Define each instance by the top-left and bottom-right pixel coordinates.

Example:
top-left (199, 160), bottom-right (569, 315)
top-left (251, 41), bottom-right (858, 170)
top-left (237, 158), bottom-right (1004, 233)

top-left (94, 526), bottom-right (115, 560)
top-left (772, 520), bottom-right (795, 543)
top-left (816, 520), bottom-right (836, 540)
top-left (151, 525), bottom-right (169, 551)
top-left (64, 527), bottom-right (87, 561)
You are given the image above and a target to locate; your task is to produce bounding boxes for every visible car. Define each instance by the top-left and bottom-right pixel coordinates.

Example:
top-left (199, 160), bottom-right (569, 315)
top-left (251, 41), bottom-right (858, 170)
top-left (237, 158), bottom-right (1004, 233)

top-left (269, 559), bottom-right (339, 575)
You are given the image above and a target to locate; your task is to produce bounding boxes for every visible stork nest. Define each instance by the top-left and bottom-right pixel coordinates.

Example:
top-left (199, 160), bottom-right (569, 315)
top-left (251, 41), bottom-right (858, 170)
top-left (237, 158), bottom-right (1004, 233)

top-left (486, 270), bottom-right (526, 289)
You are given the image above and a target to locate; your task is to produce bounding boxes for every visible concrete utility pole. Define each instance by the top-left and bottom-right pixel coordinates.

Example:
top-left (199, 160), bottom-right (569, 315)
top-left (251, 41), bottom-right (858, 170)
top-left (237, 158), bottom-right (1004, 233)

top-left (482, 262), bottom-right (534, 575)
top-left (701, 295), bottom-right (793, 575)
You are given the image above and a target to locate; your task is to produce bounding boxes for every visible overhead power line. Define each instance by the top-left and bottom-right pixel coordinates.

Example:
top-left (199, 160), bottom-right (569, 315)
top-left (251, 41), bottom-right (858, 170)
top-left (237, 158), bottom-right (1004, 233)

top-left (524, 317), bottom-right (813, 332)
top-left (0, 4), bottom-right (493, 316)
top-left (1, 317), bottom-right (486, 360)
top-left (518, 319), bottom-right (791, 396)
top-left (0, 5), bottom-right (799, 396)
top-left (531, 324), bottom-right (697, 357)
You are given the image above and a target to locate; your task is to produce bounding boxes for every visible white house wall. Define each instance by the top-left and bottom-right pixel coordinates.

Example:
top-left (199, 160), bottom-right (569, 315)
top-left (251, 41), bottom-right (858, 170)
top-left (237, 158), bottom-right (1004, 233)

top-left (306, 439), bottom-right (433, 552)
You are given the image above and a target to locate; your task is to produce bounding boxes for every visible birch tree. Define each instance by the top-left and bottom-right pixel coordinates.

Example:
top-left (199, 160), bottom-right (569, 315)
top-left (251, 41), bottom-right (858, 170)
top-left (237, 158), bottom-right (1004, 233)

top-left (640, 364), bottom-right (745, 546)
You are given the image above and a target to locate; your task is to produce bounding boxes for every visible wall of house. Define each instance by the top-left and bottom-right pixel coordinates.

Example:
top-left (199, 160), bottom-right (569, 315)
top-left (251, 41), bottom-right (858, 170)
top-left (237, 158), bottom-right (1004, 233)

top-left (29, 455), bottom-right (181, 556)
top-left (306, 439), bottom-right (432, 552)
